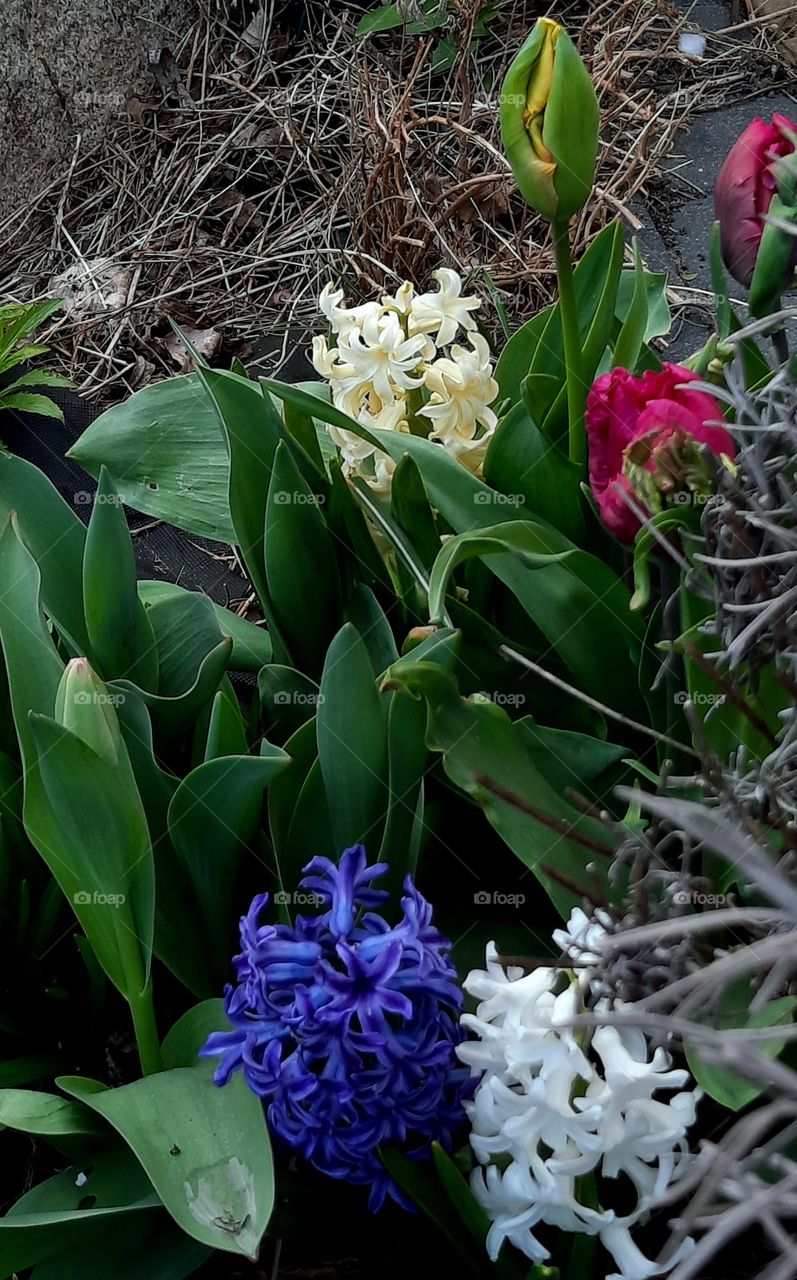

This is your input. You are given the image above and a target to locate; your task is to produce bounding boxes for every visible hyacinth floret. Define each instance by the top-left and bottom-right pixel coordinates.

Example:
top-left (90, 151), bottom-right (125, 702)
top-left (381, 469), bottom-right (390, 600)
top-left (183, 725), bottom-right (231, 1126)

top-left (200, 845), bottom-right (468, 1210)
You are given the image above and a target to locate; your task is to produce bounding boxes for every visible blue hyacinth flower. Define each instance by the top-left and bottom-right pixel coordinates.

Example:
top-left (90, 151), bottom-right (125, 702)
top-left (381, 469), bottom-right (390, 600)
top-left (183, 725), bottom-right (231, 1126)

top-left (200, 844), bottom-right (469, 1210)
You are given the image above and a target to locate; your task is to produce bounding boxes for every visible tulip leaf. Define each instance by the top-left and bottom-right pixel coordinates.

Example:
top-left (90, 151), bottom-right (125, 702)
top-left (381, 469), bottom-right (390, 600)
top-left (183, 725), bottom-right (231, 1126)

top-left (494, 304), bottom-right (555, 405)
top-left (197, 366), bottom-right (283, 622)
top-left (615, 266), bottom-right (671, 344)
top-left (108, 686), bottom-right (213, 997)
top-left (390, 453), bottom-right (442, 572)
top-left (483, 400), bottom-right (584, 542)
top-left (0, 454), bottom-right (89, 656)
top-left (377, 689), bottom-right (428, 893)
top-left (495, 224), bottom-right (622, 408)
top-left (0, 1147), bottom-right (159, 1277)
top-left (381, 661), bottom-right (615, 915)
top-left (345, 583), bottom-right (399, 677)
top-left (137, 580), bottom-right (272, 673)
top-left (326, 456), bottom-right (394, 594)
top-left (317, 623), bottom-right (389, 853)
top-left (259, 665), bottom-right (323, 739)
top-left (67, 374), bottom-right (234, 542)
top-left (83, 468), bottom-right (158, 689)
top-left (612, 241), bottom-right (649, 370)
top-left (204, 681), bottom-right (249, 759)
top-left (264, 440), bottom-right (341, 677)
top-left (23, 714), bottom-right (155, 1000)
top-left (31, 1216), bottom-right (210, 1280)
top-left (426, 520), bottom-right (643, 715)
top-left (268, 717), bottom-right (319, 871)
top-left (167, 750), bottom-right (290, 985)
top-left (59, 1058), bottom-right (275, 1259)
top-left (0, 517), bottom-right (64, 772)
top-left (0, 1090), bottom-right (106, 1139)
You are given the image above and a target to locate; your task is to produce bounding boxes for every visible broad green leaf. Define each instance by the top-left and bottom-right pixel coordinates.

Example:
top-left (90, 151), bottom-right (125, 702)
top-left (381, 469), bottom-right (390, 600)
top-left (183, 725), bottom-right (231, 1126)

top-left (144, 579), bottom-right (225, 698)
top-left (686, 982), bottom-right (796, 1111)
top-left (0, 518), bottom-right (64, 771)
top-left (24, 714), bottom-right (155, 1001)
top-left (32, 1216), bottom-right (209, 1280)
top-left (264, 440), bottom-right (341, 677)
top-left (0, 1090), bottom-right (105, 1138)
top-left (611, 242), bottom-right (649, 370)
top-left (344, 583), bottom-right (399, 677)
top-left (268, 717), bottom-right (318, 869)
top-left (83, 468), bottom-right (158, 687)
top-left (515, 721), bottom-right (627, 798)
top-left (326, 457), bottom-right (393, 594)
top-left (198, 365), bottom-right (281, 618)
top-left (0, 1146), bottom-right (158, 1277)
top-left (59, 1055), bottom-right (275, 1257)
top-left (382, 662), bottom-right (615, 914)
top-left (615, 266), bottom-right (671, 344)
top-left (282, 757), bottom-right (336, 889)
top-left (483, 402), bottom-right (584, 542)
top-left (425, 520), bottom-right (643, 715)
top-left (138, 580), bottom-right (271, 673)
top-left (540, 224), bottom-right (625, 441)
top-left (494, 305), bottom-right (555, 406)
top-left (356, 3), bottom-right (403, 34)
top-left (317, 624), bottom-right (389, 852)
top-left (167, 749), bottom-right (290, 983)
top-left (161, 998), bottom-right (230, 1069)
top-left (391, 452), bottom-right (443, 571)
top-left (0, 1056), bottom-right (65, 1088)
top-left (378, 690), bottom-right (428, 892)
top-left (0, 455), bottom-right (89, 656)
top-left (494, 224), bottom-right (623, 410)
top-left (67, 374), bottom-right (234, 541)
top-left (204, 683), bottom-right (248, 759)
top-left (259, 665), bottom-right (323, 739)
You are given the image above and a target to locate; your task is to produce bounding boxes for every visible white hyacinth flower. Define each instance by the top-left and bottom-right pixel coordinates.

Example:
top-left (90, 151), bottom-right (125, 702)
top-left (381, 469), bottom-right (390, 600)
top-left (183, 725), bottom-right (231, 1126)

top-left (459, 912), bottom-right (699, 1280)
top-left (419, 333), bottom-right (498, 442)
top-left (318, 283), bottom-right (384, 337)
top-left (313, 274), bottom-right (496, 494)
top-left (339, 310), bottom-right (427, 404)
top-left (409, 267), bottom-right (481, 346)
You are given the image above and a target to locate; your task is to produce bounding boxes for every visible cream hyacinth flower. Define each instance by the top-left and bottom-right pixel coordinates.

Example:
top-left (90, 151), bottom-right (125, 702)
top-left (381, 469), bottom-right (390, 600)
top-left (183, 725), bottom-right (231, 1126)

top-left (419, 333), bottom-right (499, 441)
top-left (459, 914), bottom-right (700, 1280)
top-left (409, 267), bottom-right (482, 346)
top-left (312, 271), bottom-right (497, 492)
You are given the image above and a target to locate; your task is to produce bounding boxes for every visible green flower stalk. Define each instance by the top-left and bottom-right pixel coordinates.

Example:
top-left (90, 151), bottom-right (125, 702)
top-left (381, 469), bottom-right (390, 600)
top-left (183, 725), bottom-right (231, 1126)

top-left (500, 18), bottom-right (599, 224)
top-left (501, 19), bottom-right (600, 469)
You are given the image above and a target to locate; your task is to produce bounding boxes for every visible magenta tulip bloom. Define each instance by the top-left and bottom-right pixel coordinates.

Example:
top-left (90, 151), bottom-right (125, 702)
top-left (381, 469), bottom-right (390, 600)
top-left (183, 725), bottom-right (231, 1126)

top-left (715, 113), bottom-right (797, 286)
top-left (586, 364), bottom-right (736, 543)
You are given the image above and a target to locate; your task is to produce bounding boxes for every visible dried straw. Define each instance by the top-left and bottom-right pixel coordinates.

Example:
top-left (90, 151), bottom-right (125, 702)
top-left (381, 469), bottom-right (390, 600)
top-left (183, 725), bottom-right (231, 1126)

top-left (0, 0), bottom-right (783, 401)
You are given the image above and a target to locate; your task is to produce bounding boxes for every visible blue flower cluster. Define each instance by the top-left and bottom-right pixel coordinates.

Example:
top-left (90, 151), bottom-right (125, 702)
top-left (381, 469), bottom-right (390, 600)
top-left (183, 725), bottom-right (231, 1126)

top-left (200, 845), bottom-right (468, 1209)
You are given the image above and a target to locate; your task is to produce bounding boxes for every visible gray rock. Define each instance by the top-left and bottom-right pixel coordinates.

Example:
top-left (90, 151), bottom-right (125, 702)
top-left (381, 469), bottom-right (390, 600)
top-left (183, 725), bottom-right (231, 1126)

top-left (0, 0), bottom-right (199, 221)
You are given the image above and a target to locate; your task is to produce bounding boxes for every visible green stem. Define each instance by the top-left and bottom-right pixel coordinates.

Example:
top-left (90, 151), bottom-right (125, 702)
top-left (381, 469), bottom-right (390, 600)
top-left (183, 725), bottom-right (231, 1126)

top-left (129, 981), bottom-right (161, 1076)
top-left (551, 219), bottom-right (586, 470)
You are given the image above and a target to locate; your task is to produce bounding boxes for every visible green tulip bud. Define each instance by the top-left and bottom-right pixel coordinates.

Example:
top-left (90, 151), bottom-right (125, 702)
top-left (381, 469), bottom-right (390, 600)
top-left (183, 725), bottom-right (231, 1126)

top-left (500, 18), bottom-right (599, 223)
top-left (54, 658), bottom-right (123, 766)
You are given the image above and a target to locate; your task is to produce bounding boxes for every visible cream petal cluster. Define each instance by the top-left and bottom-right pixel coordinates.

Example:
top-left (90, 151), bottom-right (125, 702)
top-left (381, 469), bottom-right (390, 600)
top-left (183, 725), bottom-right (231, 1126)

top-left (458, 915), bottom-right (700, 1280)
top-left (312, 272), bottom-right (497, 493)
